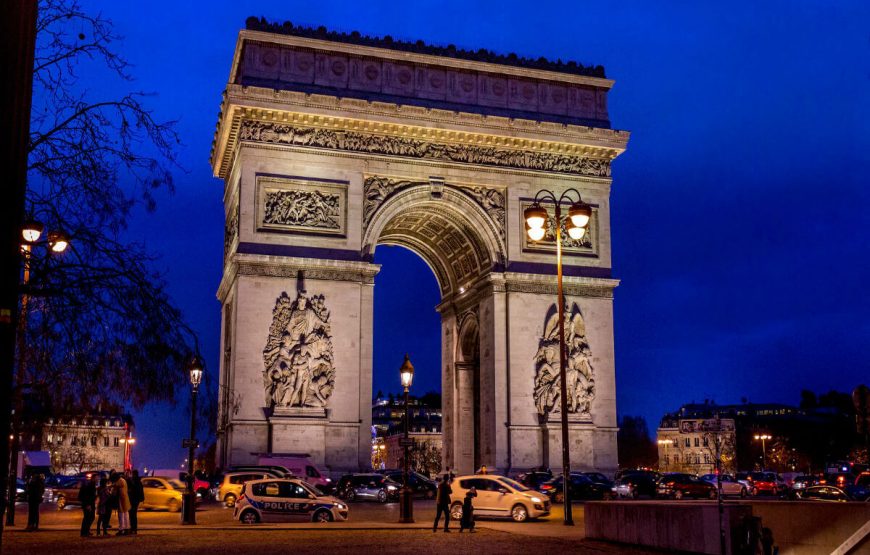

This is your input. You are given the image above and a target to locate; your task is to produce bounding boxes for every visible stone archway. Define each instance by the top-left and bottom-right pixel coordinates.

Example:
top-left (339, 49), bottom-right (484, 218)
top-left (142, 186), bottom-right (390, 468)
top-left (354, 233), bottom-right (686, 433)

top-left (212, 22), bottom-right (628, 477)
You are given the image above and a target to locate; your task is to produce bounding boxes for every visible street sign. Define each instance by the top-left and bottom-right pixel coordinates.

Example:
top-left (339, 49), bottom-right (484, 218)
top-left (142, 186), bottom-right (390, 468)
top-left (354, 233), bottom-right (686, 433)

top-left (182, 439), bottom-right (199, 449)
top-left (398, 438), bottom-right (416, 447)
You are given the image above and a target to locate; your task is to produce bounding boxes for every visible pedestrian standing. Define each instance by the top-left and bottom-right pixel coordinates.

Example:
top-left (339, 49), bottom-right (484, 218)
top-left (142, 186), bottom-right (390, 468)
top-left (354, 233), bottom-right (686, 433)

top-left (114, 472), bottom-right (131, 535)
top-left (25, 474), bottom-right (45, 531)
top-left (432, 473), bottom-right (453, 533)
top-left (128, 470), bottom-right (144, 535)
top-left (79, 474), bottom-right (98, 537)
top-left (459, 487), bottom-right (477, 533)
top-left (96, 477), bottom-right (112, 536)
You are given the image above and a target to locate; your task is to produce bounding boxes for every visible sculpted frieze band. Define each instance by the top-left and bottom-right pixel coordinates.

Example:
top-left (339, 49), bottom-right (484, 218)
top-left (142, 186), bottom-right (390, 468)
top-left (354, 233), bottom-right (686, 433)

top-left (363, 176), bottom-right (506, 241)
top-left (239, 120), bottom-right (611, 177)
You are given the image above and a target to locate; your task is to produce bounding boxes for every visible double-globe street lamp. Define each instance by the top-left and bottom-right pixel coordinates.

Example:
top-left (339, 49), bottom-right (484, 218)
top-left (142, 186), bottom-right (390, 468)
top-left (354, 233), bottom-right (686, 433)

top-left (6, 219), bottom-right (69, 526)
top-left (182, 355), bottom-right (203, 525)
top-left (399, 355), bottom-right (415, 524)
top-left (754, 434), bottom-right (772, 470)
top-left (523, 189), bottom-right (592, 527)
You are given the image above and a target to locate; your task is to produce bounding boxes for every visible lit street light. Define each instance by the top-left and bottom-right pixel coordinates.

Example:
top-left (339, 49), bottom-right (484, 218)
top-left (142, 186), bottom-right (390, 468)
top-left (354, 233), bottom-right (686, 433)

top-left (182, 355), bottom-right (203, 525)
top-left (7, 219), bottom-right (68, 526)
top-left (524, 188), bottom-right (591, 527)
top-left (120, 436), bottom-right (137, 472)
top-left (399, 354), bottom-right (414, 524)
top-left (754, 434), bottom-right (772, 470)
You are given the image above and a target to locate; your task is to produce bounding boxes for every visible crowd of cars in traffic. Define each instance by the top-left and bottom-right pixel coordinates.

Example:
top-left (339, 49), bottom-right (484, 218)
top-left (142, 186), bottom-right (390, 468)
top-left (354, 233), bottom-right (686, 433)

top-left (22, 464), bottom-right (870, 527)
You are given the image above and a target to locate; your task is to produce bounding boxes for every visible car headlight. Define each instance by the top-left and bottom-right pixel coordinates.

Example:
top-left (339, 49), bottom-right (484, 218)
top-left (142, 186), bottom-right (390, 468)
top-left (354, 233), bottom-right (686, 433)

top-left (387, 485), bottom-right (398, 491)
top-left (336, 503), bottom-right (346, 510)
top-left (530, 496), bottom-right (542, 503)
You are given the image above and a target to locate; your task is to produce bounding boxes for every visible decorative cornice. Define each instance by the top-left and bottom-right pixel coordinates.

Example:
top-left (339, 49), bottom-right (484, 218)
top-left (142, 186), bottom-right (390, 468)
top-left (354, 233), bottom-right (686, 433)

top-left (499, 272), bottom-right (619, 298)
top-left (237, 259), bottom-right (379, 284)
top-left (211, 92), bottom-right (629, 178)
top-left (232, 118), bottom-right (610, 180)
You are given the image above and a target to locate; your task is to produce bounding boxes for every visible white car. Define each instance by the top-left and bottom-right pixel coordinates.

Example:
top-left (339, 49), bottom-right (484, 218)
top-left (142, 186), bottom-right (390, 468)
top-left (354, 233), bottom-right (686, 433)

top-left (449, 475), bottom-right (550, 523)
top-left (234, 478), bottom-right (348, 524)
top-left (699, 474), bottom-right (749, 497)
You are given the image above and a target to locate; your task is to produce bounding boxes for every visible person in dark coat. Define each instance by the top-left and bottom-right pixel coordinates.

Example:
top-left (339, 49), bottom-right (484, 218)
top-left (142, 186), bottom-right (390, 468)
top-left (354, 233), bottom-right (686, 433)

top-left (25, 474), bottom-right (45, 531)
top-left (459, 487), bottom-right (477, 532)
top-left (432, 474), bottom-right (453, 532)
top-left (79, 474), bottom-right (98, 537)
top-left (128, 470), bottom-right (144, 535)
top-left (96, 477), bottom-right (112, 536)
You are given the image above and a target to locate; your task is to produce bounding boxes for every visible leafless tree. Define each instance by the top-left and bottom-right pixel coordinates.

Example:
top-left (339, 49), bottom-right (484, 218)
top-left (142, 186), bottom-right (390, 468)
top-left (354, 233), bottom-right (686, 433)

top-left (21, 0), bottom-right (210, 423)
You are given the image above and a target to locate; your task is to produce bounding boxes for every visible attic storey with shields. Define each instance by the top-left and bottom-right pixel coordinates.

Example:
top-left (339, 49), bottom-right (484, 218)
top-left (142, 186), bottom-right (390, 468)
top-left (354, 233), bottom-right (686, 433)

top-left (213, 18), bottom-right (629, 475)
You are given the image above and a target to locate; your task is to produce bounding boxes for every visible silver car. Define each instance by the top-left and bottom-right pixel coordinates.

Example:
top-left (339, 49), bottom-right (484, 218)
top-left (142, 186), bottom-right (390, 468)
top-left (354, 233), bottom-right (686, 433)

top-left (700, 474), bottom-right (749, 497)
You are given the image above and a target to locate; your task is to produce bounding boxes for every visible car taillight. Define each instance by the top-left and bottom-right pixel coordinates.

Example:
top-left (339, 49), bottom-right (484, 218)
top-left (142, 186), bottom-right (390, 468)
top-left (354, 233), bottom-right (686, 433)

top-left (541, 484), bottom-right (553, 490)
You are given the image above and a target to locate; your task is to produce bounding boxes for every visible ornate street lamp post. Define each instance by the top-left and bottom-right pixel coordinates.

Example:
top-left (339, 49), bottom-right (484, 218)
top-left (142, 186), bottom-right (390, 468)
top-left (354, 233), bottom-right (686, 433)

top-left (524, 189), bottom-right (591, 527)
top-left (182, 355), bottom-right (203, 525)
top-left (6, 220), bottom-right (68, 526)
top-left (398, 354), bottom-right (415, 524)
top-left (754, 434), bottom-right (771, 470)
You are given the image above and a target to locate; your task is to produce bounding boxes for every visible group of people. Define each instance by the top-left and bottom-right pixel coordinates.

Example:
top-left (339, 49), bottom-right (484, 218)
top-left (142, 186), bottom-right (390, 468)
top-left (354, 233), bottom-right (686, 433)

top-left (432, 467), bottom-right (476, 533)
top-left (77, 469), bottom-right (144, 537)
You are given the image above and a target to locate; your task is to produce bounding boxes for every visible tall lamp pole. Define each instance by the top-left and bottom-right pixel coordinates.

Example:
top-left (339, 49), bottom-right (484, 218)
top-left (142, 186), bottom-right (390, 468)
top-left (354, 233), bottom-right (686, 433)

top-left (7, 221), bottom-right (68, 526)
top-left (182, 355), bottom-right (203, 525)
top-left (524, 189), bottom-right (591, 527)
top-left (398, 354), bottom-right (415, 523)
top-left (754, 434), bottom-right (771, 470)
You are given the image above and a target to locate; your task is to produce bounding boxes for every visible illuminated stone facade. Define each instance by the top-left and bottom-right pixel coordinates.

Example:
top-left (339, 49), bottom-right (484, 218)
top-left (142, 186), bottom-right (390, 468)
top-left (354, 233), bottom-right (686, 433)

top-left (213, 20), bottom-right (629, 476)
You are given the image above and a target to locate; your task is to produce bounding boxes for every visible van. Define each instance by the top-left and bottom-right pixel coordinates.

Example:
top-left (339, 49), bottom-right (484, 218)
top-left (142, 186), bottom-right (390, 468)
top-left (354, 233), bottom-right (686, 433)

top-left (257, 454), bottom-right (332, 491)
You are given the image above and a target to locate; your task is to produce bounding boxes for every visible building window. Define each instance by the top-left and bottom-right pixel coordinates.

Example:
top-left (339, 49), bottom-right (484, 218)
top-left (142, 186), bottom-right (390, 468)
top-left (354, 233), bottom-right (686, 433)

top-left (685, 438), bottom-right (690, 447)
top-left (71, 437), bottom-right (78, 447)
top-left (703, 437), bottom-right (709, 447)
top-left (674, 455), bottom-right (680, 463)
top-left (695, 454), bottom-right (701, 464)
top-left (664, 455), bottom-right (670, 465)
top-left (694, 437), bottom-right (700, 447)
top-left (46, 433), bottom-right (53, 444)
top-left (90, 436), bottom-right (97, 446)
top-left (704, 454), bottom-right (711, 464)
top-left (113, 437), bottom-right (119, 447)
top-left (104, 437), bottom-right (109, 447)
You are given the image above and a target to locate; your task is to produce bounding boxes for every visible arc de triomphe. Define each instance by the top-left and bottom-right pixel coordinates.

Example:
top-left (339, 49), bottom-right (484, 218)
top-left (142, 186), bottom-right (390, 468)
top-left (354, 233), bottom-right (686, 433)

top-left (213, 19), bottom-right (629, 476)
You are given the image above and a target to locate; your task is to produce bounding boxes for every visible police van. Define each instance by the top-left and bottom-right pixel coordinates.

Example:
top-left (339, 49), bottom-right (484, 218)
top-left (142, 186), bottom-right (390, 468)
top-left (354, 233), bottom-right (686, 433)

top-left (234, 478), bottom-right (349, 524)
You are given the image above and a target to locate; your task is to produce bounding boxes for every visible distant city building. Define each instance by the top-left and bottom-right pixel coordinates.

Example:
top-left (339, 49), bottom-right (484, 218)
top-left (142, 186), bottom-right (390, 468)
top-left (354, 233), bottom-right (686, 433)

top-left (657, 414), bottom-right (736, 474)
top-left (657, 401), bottom-right (853, 473)
top-left (23, 413), bottom-right (134, 474)
top-left (371, 394), bottom-right (442, 472)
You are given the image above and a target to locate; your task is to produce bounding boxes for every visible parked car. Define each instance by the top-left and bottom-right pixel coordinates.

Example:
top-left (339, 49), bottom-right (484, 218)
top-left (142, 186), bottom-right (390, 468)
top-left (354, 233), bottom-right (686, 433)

top-left (515, 470), bottom-right (554, 492)
top-left (657, 473), bottom-right (717, 500)
top-left (749, 472), bottom-right (788, 496)
top-left (53, 476), bottom-right (86, 509)
top-left (798, 485), bottom-right (855, 502)
top-left (234, 478), bottom-right (348, 524)
top-left (614, 472), bottom-right (659, 499)
top-left (540, 473), bottom-right (611, 502)
top-left (791, 475), bottom-right (821, 494)
top-left (583, 472), bottom-right (614, 489)
top-left (448, 474), bottom-right (550, 523)
top-left (699, 474), bottom-right (748, 497)
top-left (219, 471), bottom-right (279, 508)
top-left (15, 478), bottom-right (26, 503)
top-left (335, 473), bottom-right (400, 503)
top-left (256, 456), bottom-right (334, 492)
top-left (229, 465), bottom-right (293, 478)
top-left (141, 476), bottom-right (200, 512)
top-left (381, 470), bottom-right (437, 499)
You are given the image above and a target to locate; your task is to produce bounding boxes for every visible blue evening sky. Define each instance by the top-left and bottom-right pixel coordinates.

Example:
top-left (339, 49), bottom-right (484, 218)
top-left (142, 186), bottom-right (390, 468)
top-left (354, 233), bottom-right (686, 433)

top-left (71, 1), bottom-right (869, 469)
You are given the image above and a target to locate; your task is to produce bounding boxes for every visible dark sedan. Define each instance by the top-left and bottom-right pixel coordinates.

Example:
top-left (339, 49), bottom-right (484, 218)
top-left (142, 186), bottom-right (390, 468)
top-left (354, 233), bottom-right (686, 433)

top-left (516, 470), bottom-right (554, 492)
top-left (798, 485), bottom-right (856, 502)
top-left (656, 473), bottom-right (717, 500)
top-left (540, 473), bottom-right (612, 502)
top-left (335, 473), bottom-right (400, 503)
top-left (614, 472), bottom-right (659, 499)
top-left (381, 470), bottom-right (437, 499)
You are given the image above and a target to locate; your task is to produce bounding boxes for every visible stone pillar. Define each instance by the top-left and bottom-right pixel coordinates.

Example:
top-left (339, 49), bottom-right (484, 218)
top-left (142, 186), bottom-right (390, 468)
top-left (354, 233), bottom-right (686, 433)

top-left (357, 280), bottom-right (375, 470)
top-left (454, 362), bottom-right (476, 475)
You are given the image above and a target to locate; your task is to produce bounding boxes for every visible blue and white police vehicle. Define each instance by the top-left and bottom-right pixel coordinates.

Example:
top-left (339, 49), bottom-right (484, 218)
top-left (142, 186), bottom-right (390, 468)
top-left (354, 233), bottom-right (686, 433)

top-left (234, 478), bottom-right (349, 524)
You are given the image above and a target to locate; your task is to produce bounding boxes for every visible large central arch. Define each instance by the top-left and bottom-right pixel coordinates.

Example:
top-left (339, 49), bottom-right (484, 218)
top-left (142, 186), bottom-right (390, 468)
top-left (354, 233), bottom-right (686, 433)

top-left (212, 21), bottom-right (628, 476)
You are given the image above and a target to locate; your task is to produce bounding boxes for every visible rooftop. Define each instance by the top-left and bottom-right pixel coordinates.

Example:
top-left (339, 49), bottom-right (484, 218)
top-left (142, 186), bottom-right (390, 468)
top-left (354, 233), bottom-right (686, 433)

top-left (245, 16), bottom-right (606, 78)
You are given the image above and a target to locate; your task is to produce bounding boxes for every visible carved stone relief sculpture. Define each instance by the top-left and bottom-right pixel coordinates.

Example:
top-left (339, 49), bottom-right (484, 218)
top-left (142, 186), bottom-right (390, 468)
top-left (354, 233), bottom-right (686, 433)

top-left (262, 274), bottom-right (335, 409)
top-left (239, 120), bottom-right (611, 177)
top-left (257, 176), bottom-right (347, 236)
top-left (363, 175), bottom-right (506, 241)
top-left (533, 302), bottom-right (595, 419)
